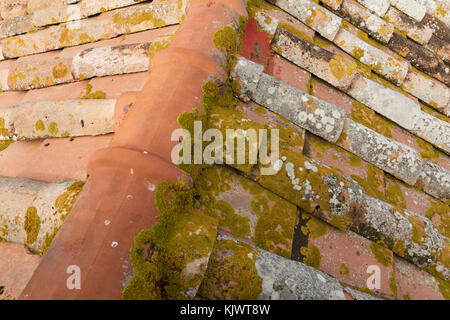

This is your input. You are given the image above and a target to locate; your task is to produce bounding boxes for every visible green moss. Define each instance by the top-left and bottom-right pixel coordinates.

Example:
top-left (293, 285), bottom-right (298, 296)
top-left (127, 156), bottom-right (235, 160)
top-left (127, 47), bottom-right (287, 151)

top-left (122, 179), bottom-right (218, 300)
top-left (416, 138), bottom-right (439, 160)
top-left (409, 215), bottom-right (426, 244)
top-left (348, 153), bottom-right (362, 167)
top-left (254, 106), bottom-right (267, 115)
top-left (370, 242), bottom-right (392, 267)
top-left (403, 293), bottom-right (411, 300)
top-left (340, 263), bottom-right (350, 275)
top-left (389, 272), bottom-right (398, 299)
top-left (437, 277), bottom-right (450, 300)
top-left (385, 179), bottom-right (406, 208)
top-left (351, 164), bottom-right (385, 202)
top-left (425, 199), bottom-right (449, 238)
top-left (80, 84), bottom-right (106, 99)
top-left (24, 206), bottom-right (40, 245)
top-left (278, 22), bottom-right (314, 43)
top-left (305, 215), bottom-right (328, 239)
top-left (198, 239), bottom-right (262, 299)
top-left (300, 243), bottom-right (321, 268)
top-left (351, 100), bottom-right (395, 138)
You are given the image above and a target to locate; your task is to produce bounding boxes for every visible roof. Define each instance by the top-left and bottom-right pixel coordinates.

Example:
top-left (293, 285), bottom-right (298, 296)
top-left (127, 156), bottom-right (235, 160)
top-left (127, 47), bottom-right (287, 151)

top-left (0, 0), bottom-right (449, 300)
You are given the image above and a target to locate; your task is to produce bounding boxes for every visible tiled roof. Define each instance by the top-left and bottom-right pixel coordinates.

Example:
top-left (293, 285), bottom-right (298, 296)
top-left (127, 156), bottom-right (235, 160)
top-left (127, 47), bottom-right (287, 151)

top-left (0, 0), bottom-right (448, 300)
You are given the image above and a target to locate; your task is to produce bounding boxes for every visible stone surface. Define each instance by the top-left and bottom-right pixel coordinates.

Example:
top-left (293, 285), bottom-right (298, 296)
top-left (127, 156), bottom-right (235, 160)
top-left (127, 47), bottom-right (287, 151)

top-left (391, 0), bottom-right (427, 22)
top-left (385, 6), bottom-right (433, 45)
top-left (334, 28), bottom-right (409, 86)
top-left (268, 0), bottom-right (342, 41)
top-left (1, 1), bottom-right (181, 58)
top-left (337, 0), bottom-right (394, 44)
top-left (401, 69), bottom-right (449, 116)
top-left (271, 26), bottom-right (357, 91)
top-left (0, 99), bottom-right (116, 140)
top-left (355, 0), bottom-right (390, 17)
top-left (72, 42), bottom-right (150, 80)
top-left (7, 58), bottom-right (74, 91)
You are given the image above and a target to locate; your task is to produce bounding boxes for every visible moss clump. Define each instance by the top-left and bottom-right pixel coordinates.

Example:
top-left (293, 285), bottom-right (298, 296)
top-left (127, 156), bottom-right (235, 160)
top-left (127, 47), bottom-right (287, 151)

top-left (340, 263), bottom-right (350, 275)
top-left (329, 54), bottom-right (356, 80)
top-left (300, 243), bottom-right (321, 268)
top-left (389, 272), bottom-right (398, 299)
top-left (302, 214), bottom-right (328, 239)
top-left (436, 277), bottom-right (450, 300)
top-left (197, 240), bottom-right (262, 299)
top-left (403, 293), bottom-right (411, 300)
top-left (80, 84), bottom-right (106, 99)
top-left (122, 179), bottom-right (218, 300)
top-left (370, 241), bottom-right (392, 267)
top-left (24, 206), bottom-right (40, 245)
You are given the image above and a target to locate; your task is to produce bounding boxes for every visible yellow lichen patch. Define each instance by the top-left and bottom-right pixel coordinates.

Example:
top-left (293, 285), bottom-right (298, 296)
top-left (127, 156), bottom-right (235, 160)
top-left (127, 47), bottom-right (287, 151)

top-left (300, 242), bottom-right (321, 268)
top-left (52, 62), bottom-right (69, 79)
top-left (329, 54), bottom-right (356, 80)
top-left (352, 47), bottom-right (365, 60)
top-left (198, 240), bottom-right (262, 299)
top-left (370, 241), bottom-right (392, 267)
top-left (303, 214), bottom-right (328, 239)
top-left (436, 5), bottom-right (447, 18)
top-left (436, 277), bottom-right (450, 300)
top-left (148, 36), bottom-right (174, 60)
top-left (113, 9), bottom-right (166, 34)
top-left (55, 181), bottom-right (85, 220)
top-left (35, 120), bottom-right (45, 131)
top-left (378, 24), bottom-right (392, 37)
top-left (0, 140), bottom-right (13, 152)
top-left (40, 226), bottom-right (60, 256)
top-left (48, 122), bottom-right (59, 135)
top-left (24, 206), bottom-right (40, 245)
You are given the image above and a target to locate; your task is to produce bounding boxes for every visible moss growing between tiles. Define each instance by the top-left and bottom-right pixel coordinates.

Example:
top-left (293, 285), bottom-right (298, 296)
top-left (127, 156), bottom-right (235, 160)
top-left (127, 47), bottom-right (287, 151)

top-left (80, 84), bottom-right (106, 99)
top-left (300, 242), bottom-right (321, 269)
top-left (436, 277), bottom-right (450, 300)
top-left (425, 199), bottom-right (450, 238)
top-left (370, 241), bottom-right (392, 267)
top-left (122, 179), bottom-right (218, 300)
top-left (351, 100), bottom-right (395, 138)
top-left (389, 272), bottom-right (398, 299)
top-left (24, 206), bottom-right (40, 246)
top-left (197, 239), bottom-right (263, 299)
top-left (278, 22), bottom-right (314, 43)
